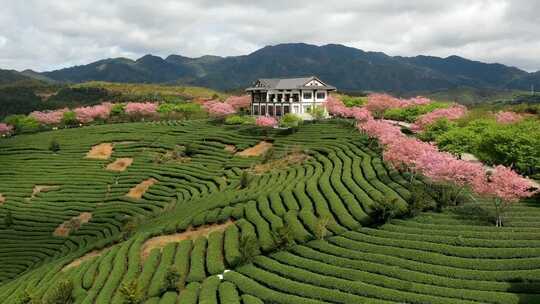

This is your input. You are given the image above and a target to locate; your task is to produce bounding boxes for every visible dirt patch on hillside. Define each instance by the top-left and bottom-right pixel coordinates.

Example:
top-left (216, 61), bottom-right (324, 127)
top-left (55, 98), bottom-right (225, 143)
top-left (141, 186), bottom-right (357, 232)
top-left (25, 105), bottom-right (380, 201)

top-left (29, 185), bottom-right (60, 200)
top-left (141, 220), bottom-right (234, 260)
top-left (224, 145), bottom-right (237, 153)
top-left (126, 178), bottom-right (158, 199)
top-left (86, 143), bottom-right (113, 159)
top-left (54, 212), bottom-right (92, 237)
top-left (0, 194), bottom-right (5, 204)
top-left (236, 141), bottom-right (273, 157)
top-left (252, 151), bottom-right (310, 174)
top-left (114, 141), bottom-right (137, 145)
top-left (106, 158), bottom-right (133, 172)
top-left (62, 247), bottom-right (110, 271)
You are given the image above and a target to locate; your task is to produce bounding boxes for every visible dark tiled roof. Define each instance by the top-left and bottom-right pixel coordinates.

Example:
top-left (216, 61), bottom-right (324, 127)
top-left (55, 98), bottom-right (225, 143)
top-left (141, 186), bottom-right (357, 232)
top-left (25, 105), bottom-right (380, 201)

top-left (246, 76), bottom-right (336, 91)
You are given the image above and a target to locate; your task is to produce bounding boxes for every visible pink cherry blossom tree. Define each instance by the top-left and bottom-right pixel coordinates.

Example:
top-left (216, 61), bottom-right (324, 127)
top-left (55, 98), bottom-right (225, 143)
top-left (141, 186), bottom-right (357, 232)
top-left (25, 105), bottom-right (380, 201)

top-left (226, 95), bottom-right (251, 110)
top-left (30, 108), bottom-right (69, 125)
top-left (358, 119), bottom-right (403, 146)
top-left (350, 107), bottom-right (373, 122)
top-left (324, 95), bottom-right (351, 117)
top-left (365, 93), bottom-right (405, 117)
top-left (495, 111), bottom-right (523, 124)
top-left (405, 96), bottom-right (432, 106)
top-left (255, 116), bottom-right (278, 128)
top-left (472, 165), bottom-right (538, 226)
top-left (0, 123), bottom-right (13, 136)
top-left (205, 101), bottom-right (236, 120)
top-left (74, 103), bottom-right (113, 124)
top-left (411, 105), bottom-right (467, 132)
top-left (124, 102), bottom-right (158, 120)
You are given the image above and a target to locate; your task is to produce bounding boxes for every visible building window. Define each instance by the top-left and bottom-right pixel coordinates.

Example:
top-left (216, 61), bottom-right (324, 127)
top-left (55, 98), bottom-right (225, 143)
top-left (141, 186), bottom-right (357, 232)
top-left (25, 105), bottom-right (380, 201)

top-left (253, 105), bottom-right (259, 115)
top-left (303, 92), bottom-right (312, 100)
top-left (316, 92), bottom-right (326, 99)
top-left (292, 93), bottom-right (299, 102)
top-left (276, 105), bottom-right (282, 116)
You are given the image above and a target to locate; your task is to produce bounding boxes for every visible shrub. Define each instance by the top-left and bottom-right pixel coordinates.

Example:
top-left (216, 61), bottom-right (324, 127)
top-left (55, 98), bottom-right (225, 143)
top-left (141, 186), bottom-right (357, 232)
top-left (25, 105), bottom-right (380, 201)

top-left (238, 234), bottom-right (259, 265)
top-left (61, 111), bottom-right (78, 127)
top-left (110, 103), bottom-right (125, 116)
top-left (427, 182), bottom-right (471, 210)
top-left (43, 280), bottom-right (73, 304)
top-left (165, 266), bottom-right (180, 292)
top-left (3, 115), bottom-right (40, 133)
top-left (313, 216), bottom-right (333, 240)
top-left (239, 171), bottom-right (252, 189)
top-left (384, 102), bottom-right (449, 122)
top-left (5, 210), bottom-right (13, 228)
top-left (49, 139), bottom-right (60, 153)
top-left (279, 113), bottom-right (303, 128)
top-left (119, 280), bottom-right (143, 304)
top-left (307, 106), bottom-right (326, 120)
top-left (407, 184), bottom-right (436, 217)
top-left (271, 224), bottom-right (295, 250)
top-left (371, 196), bottom-right (404, 225)
top-left (418, 118), bottom-right (456, 142)
top-left (341, 95), bottom-right (367, 107)
top-left (225, 115), bottom-right (255, 125)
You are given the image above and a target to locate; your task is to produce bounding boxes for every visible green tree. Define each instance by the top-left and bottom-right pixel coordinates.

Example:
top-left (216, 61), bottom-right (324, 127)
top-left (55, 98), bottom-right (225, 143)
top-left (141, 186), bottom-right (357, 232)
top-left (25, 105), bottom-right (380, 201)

top-left (61, 111), bottom-right (78, 127)
top-left (43, 280), bottom-right (73, 304)
top-left (239, 171), bottom-right (252, 189)
top-left (5, 210), bottom-right (13, 228)
top-left (238, 234), bottom-right (259, 265)
top-left (3, 115), bottom-right (40, 133)
top-left (313, 216), bottom-right (333, 240)
top-left (272, 224), bottom-right (295, 250)
top-left (279, 113), bottom-right (303, 128)
top-left (419, 118), bottom-right (456, 142)
top-left (371, 196), bottom-right (403, 225)
top-left (119, 280), bottom-right (143, 304)
top-left (49, 139), bottom-right (60, 153)
top-left (165, 266), bottom-right (180, 292)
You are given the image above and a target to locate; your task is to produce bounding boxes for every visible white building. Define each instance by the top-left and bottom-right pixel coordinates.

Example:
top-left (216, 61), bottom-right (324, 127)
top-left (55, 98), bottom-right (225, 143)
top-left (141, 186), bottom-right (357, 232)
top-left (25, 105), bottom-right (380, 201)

top-left (246, 76), bottom-right (336, 117)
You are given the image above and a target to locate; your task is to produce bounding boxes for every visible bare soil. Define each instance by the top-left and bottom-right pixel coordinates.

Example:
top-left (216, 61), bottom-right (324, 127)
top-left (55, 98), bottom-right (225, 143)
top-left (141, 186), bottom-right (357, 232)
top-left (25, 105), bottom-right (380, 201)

top-left (236, 141), bottom-right (273, 157)
top-left (0, 194), bottom-right (4, 204)
top-left (30, 185), bottom-right (60, 200)
top-left (62, 247), bottom-right (109, 271)
top-left (86, 143), bottom-right (113, 159)
top-left (53, 212), bottom-right (92, 237)
top-left (224, 145), bottom-right (237, 153)
top-left (126, 178), bottom-right (158, 199)
top-left (141, 220), bottom-right (234, 260)
top-left (106, 158), bottom-right (133, 172)
top-left (253, 151), bottom-right (310, 174)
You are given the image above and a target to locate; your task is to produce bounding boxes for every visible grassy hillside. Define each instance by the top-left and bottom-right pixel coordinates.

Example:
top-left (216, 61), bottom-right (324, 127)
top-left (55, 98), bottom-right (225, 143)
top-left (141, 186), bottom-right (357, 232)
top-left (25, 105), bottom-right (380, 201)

top-left (0, 120), bottom-right (538, 303)
top-left (74, 82), bottom-right (228, 101)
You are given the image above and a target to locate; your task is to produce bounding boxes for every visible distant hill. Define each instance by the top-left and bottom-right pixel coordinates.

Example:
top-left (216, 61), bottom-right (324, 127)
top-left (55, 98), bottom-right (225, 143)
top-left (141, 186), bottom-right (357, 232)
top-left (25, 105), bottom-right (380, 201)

top-left (38, 43), bottom-right (540, 93)
top-left (0, 68), bottom-right (37, 86)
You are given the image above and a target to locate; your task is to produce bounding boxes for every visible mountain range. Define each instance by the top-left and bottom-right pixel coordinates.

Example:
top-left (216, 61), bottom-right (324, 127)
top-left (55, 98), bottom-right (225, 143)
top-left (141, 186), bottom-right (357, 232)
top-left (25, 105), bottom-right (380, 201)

top-left (4, 43), bottom-right (540, 93)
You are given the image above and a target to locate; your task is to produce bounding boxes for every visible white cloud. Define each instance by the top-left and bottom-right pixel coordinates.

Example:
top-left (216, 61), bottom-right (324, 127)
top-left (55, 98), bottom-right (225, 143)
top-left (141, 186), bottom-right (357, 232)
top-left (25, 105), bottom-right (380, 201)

top-left (0, 0), bottom-right (538, 72)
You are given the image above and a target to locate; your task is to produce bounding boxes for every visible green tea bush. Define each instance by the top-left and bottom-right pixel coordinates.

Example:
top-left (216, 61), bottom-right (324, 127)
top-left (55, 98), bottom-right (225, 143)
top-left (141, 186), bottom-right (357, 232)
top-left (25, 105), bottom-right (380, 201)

top-left (43, 280), bottom-right (73, 304)
top-left (225, 115), bottom-right (255, 125)
top-left (384, 102), bottom-right (449, 122)
top-left (279, 113), bottom-right (303, 129)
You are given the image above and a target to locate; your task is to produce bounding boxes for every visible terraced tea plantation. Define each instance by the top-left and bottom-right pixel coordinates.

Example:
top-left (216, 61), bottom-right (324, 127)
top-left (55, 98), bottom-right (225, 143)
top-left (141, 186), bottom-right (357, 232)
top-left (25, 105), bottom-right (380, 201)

top-left (0, 120), bottom-right (539, 303)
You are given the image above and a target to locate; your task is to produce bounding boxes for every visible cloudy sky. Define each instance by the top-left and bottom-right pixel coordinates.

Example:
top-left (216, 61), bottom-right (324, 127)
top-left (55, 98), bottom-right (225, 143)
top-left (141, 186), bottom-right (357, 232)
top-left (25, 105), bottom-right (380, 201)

top-left (1, 0), bottom-right (539, 72)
